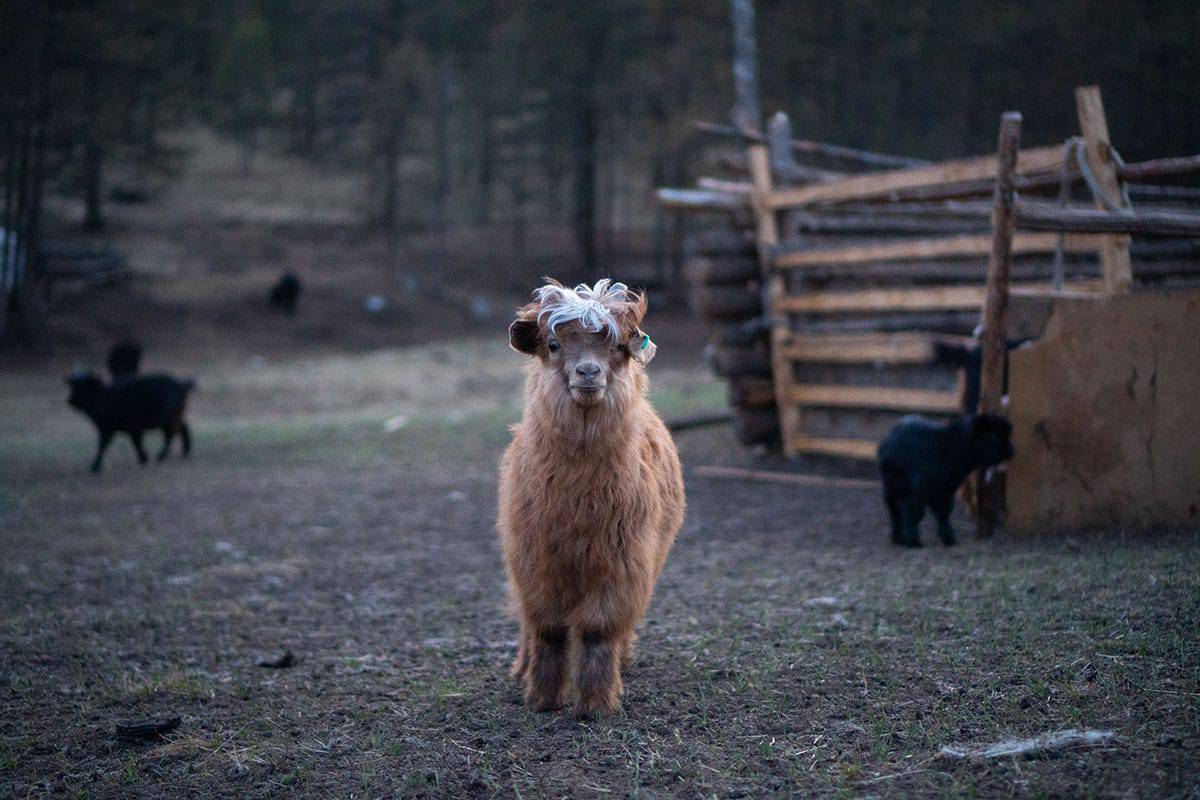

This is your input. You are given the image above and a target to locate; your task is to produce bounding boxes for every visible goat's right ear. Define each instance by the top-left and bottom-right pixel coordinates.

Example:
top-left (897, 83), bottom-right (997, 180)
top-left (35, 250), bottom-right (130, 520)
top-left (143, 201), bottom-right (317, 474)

top-left (508, 319), bottom-right (540, 355)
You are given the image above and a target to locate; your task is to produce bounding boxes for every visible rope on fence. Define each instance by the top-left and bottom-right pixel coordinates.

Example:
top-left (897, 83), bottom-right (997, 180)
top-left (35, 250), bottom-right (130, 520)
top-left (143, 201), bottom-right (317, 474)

top-left (1049, 137), bottom-right (1139, 288)
top-left (1051, 139), bottom-right (1078, 290)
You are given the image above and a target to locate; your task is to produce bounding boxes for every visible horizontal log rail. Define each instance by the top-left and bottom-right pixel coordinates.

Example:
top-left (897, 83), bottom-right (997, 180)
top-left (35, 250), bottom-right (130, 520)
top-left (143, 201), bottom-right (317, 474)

top-left (1014, 201), bottom-right (1200, 237)
top-left (772, 232), bottom-right (1105, 269)
top-left (774, 280), bottom-right (1103, 314)
top-left (789, 384), bottom-right (962, 413)
top-left (777, 332), bottom-right (974, 364)
top-left (1115, 153), bottom-right (1200, 182)
top-left (778, 285), bottom-right (985, 313)
top-left (765, 145), bottom-right (1066, 209)
top-left (655, 188), bottom-right (746, 212)
top-left (691, 119), bottom-right (929, 169)
top-left (788, 436), bottom-right (878, 460)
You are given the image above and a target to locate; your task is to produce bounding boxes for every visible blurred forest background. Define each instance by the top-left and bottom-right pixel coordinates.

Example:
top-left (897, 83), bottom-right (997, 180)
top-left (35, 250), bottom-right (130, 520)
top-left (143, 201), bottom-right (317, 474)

top-left (2, 0), bottom-right (1198, 315)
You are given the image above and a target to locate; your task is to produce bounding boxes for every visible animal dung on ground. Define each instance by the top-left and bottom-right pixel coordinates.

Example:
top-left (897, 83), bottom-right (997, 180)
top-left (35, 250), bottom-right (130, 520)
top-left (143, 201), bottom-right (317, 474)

top-left (115, 717), bottom-right (181, 742)
top-left (939, 728), bottom-right (1116, 760)
top-left (258, 650), bottom-right (297, 669)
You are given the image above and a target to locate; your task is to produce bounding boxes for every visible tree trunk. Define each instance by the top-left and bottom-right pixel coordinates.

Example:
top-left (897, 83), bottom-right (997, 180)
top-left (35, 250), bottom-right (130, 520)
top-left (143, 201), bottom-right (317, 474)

top-left (380, 145), bottom-right (399, 230)
top-left (433, 59), bottom-right (453, 232)
top-left (476, 97), bottom-right (494, 225)
top-left (294, 32), bottom-right (319, 154)
top-left (573, 97), bottom-right (598, 275)
top-left (82, 135), bottom-right (104, 232)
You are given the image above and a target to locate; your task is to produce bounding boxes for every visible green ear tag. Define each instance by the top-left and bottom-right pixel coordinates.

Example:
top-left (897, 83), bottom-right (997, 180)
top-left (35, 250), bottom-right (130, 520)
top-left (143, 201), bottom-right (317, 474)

top-left (640, 333), bottom-right (650, 351)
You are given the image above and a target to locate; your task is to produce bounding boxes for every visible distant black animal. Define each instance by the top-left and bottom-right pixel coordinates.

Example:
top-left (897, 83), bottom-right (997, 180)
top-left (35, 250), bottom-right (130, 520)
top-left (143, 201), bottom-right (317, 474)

top-left (106, 340), bottom-right (142, 382)
top-left (269, 272), bottom-right (301, 315)
top-left (878, 414), bottom-right (1014, 547)
top-left (66, 372), bottom-right (195, 473)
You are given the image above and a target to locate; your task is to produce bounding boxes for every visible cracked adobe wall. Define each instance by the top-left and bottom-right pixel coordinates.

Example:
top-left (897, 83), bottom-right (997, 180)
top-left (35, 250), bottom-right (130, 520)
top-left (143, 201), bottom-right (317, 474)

top-left (1006, 291), bottom-right (1200, 534)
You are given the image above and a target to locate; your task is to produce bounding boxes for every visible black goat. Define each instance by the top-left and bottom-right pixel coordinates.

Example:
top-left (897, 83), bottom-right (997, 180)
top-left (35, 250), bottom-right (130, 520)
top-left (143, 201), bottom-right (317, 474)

top-left (66, 372), bottom-right (195, 473)
top-left (269, 272), bottom-right (301, 315)
top-left (878, 414), bottom-right (1014, 547)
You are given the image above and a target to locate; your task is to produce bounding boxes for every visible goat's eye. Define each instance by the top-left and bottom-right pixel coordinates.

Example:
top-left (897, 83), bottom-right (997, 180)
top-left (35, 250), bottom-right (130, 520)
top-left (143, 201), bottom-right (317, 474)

top-left (547, 339), bottom-right (560, 353)
top-left (617, 344), bottom-right (629, 355)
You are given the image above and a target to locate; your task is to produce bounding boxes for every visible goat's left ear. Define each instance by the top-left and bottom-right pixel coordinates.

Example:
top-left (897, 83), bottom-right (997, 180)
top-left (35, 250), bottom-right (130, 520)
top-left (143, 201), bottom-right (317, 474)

top-left (509, 318), bottom-right (540, 355)
top-left (630, 328), bottom-right (657, 365)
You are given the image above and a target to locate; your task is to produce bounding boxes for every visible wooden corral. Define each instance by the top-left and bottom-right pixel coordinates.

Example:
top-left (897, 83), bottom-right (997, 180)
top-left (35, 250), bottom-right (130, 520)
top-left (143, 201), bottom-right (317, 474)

top-left (1004, 291), bottom-right (1200, 533)
top-left (659, 53), bottom-right (1200, 535)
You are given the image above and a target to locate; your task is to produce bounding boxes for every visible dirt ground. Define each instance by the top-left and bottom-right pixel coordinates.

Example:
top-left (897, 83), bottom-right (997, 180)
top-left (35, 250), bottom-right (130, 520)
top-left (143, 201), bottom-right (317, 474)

top-left (2, 131), bottom-right (1198, 798)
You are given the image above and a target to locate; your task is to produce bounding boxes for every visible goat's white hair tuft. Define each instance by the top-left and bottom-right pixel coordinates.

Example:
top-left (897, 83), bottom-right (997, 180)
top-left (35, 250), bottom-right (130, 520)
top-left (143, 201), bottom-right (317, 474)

top-left (533, 279), bottom-right (631, 340)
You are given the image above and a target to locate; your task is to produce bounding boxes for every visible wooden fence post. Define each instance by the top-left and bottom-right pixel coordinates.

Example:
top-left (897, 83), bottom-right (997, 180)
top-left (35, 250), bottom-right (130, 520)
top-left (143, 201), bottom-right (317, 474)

top-left (976, 111), bottom-right (1021, 538)
top-left (748, 142), bottom-right (804, 455)
top-left (1076, 86), bottom-right (1133, 295)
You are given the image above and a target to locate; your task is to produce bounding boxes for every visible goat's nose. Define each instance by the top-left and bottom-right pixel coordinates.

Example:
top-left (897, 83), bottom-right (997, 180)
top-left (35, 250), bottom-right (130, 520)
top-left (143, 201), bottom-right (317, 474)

top-left (575, 361), bottom-right (601, 379)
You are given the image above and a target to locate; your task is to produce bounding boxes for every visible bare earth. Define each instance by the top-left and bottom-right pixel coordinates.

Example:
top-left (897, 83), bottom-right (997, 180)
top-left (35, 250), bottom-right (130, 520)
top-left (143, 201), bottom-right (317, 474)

top-left (2, 134), bottom-right (1198, 798)
top-left (2, 336), bottom-right (1197, 799)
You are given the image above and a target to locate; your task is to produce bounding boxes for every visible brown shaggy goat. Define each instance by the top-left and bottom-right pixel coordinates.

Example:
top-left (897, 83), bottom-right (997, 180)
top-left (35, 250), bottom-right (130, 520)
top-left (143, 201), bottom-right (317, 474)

top-left (498, 279), bottom-right (685, 717)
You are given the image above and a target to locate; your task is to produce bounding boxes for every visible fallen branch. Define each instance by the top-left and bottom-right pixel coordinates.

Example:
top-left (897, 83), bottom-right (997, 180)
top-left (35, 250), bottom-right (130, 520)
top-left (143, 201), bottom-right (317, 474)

top-left (938, 729), bottom-right (1116, 760)
top-left (116, 717), bottom-right (181, 742)
top-left (691, 464), bottom-right (876, 490)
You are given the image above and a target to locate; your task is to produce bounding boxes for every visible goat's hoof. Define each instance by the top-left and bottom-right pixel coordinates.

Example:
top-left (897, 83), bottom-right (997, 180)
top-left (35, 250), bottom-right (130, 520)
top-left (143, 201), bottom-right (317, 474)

top-left (574, 697), bottom-right (621, 719)
top-left (524, 689), bottom-right (562, 712)
top-left (528, 697), bottom-right (562, 713)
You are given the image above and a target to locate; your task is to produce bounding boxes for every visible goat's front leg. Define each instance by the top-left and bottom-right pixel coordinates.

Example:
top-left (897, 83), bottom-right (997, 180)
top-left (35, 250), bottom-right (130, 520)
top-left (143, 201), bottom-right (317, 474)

top-left (575, 628), bottom-right (625, 717)
top-left (91, 429), bottom-right (114, 473)
top-left (510, 624), bottom-right (531, 681)
top-left (525, 625), bottom-right (568, 712)
top-left (619, 629), bottom-right (638, 672)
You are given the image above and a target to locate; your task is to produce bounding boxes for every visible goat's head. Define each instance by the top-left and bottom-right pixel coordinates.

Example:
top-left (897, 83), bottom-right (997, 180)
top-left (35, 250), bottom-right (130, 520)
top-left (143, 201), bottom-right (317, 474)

top-left (509, 279), bottom-right (655, 409)
top-left (65, 370), bottom-right (107, 412)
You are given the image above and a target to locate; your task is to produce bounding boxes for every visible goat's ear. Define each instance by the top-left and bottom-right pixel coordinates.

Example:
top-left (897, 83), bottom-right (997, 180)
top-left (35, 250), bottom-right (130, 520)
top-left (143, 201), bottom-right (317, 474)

top-left (508, 319), bottom-right (541, 355)
top-left (630, 328), bottom-right (657, 365)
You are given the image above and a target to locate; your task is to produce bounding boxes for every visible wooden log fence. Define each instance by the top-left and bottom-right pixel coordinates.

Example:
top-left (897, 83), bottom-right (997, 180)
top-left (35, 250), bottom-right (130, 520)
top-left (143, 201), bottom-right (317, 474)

top-left (659, 79), bottom-right (1200, 463)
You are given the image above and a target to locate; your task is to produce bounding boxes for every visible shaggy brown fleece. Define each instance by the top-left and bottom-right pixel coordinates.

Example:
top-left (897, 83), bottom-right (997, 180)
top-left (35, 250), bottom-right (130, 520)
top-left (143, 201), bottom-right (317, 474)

top-left (497, 280), bottom-right (685, 717)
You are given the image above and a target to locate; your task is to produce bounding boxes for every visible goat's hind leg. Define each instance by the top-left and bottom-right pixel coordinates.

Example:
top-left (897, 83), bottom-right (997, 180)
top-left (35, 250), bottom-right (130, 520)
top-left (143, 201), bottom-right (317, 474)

top-left (129, 430), bottom-right (148, 465)
top-left (525, 625), bottom-right (568, 712)
top-left (931, 492), bottom-right (957, 546)
top-left (157, 426), bottom-right (176, 462)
